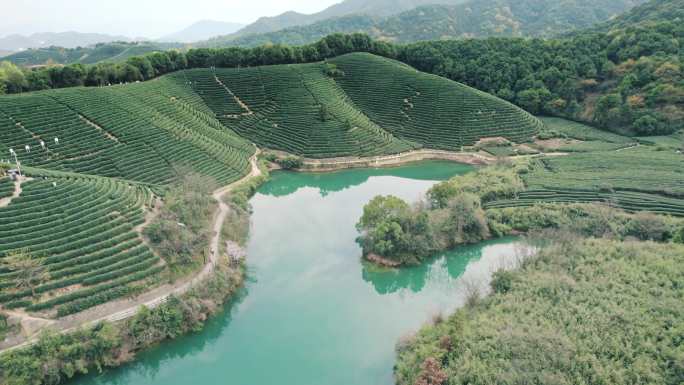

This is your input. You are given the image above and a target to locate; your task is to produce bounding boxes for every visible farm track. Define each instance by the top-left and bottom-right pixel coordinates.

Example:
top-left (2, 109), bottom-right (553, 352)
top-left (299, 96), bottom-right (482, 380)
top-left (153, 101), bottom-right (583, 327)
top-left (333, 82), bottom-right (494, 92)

top-left (0, 149), bottom-right (261, 353)
top-left (296, 148), bottom-right (571, 171)
top-left (0, 177), bottom-right (31, 209)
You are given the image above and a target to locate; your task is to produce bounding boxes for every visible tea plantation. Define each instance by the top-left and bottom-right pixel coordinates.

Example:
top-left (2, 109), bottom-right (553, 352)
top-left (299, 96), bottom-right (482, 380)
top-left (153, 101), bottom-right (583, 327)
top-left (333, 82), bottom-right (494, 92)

top-left (179, 53), bottom-right (542, 158)
top-left (485, 123), bottom-right (684, 216)
top-left (0, 170), bottom-right (160, 316)
top-left (0, 178), bottom-right (13, 199)
top-left (0, 78), bottom-right (255, 186)
top-left (0, 53), bottom-right (546, 317)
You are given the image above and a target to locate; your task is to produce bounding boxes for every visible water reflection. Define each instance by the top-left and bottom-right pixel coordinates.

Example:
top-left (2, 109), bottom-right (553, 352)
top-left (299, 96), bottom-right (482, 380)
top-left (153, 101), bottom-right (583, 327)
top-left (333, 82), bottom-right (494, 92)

top-left (82, 286), bottom-right (250, 385)
top-left (361, 237), bottom-right (519, 296)
top-left (259, 161), bottom-right (474, 197)
top-left (361, 262), bottom-right (428, 294)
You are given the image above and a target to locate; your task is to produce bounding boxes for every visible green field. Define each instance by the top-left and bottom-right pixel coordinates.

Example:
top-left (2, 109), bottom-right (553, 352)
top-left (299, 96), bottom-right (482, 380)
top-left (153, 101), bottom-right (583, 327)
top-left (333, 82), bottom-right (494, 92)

top-left (181, 53), bottom-right (541, 158)
top-left (485, 119), bottom-right (684, 216)
top-left (0, 178), bottom-right (13, 199)
top-left (0, 78), bottom-right (254, 186)
top-left (0, 171), bottom-right (159, 316)
top-left (538, 117), bottom-right (637, 152)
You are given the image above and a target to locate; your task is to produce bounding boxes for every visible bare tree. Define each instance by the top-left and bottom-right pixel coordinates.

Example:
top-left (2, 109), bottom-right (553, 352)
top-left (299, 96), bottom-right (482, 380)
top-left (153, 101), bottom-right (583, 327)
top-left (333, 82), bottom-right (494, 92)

top-left (462, 277), bottom-right (483, 307)
top-left (1, 249), bottom-right (50, 297)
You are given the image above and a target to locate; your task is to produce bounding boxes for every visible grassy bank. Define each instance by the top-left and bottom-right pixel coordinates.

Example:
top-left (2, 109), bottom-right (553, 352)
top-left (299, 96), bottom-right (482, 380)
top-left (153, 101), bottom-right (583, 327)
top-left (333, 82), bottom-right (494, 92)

top-left (0, 256), bottom-right (244, 385)
top-left (0, 162), bottom-right (271, 385)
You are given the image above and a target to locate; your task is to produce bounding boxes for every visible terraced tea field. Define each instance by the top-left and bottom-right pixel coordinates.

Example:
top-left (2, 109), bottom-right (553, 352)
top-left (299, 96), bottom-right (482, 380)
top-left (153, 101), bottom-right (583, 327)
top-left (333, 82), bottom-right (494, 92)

top-left (179, 53), bottom-right (541, 158)
top-left (487, 122), bottom-right (684, 216)
top-left (0, 79), bottom-right (254, 186)
top-left (331, 54), bottom-right (542, 149)
top-left (0, 178), bottom-right (13, 199)
top-left (526, 148), bottom-right (684, 197)
top-left (3, 52), bottom-right (675, 324)
top-left (0, 172), bottom-right (159, 316)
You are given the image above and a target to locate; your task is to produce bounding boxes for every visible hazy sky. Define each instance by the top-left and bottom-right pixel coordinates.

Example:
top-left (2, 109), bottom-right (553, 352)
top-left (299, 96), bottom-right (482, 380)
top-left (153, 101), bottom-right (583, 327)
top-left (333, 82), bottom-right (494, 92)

top-left (2, 0), bottom-right (341, 38)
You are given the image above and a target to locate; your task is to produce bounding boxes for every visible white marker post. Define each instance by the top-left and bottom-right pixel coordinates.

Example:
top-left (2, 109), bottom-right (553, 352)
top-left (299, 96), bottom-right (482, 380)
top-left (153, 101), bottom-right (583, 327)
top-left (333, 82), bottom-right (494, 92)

top-left (9, 148), bottom-right (21, 176)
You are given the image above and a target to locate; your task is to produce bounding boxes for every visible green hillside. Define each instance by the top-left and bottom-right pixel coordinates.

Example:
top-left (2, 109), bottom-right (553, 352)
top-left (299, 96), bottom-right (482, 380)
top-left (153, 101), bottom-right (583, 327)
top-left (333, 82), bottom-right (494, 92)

top-left (0, 171), bottom-right (160, 316)
top-left (4, 42), bottom-right (182, 67)
top-left (0, 70), bottom-right (255, 314)
top-left (0, 77), bottom-right (253, 186)
top-left (180, 53), bottom-right (540, 157)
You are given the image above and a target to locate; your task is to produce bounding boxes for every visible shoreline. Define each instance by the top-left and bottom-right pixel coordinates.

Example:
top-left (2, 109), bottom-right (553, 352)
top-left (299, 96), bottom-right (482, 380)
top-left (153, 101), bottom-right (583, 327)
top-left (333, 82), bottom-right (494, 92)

top-left (0, 149), bottom-right (262, 353)
top-left (298, 149), bottom-right (495, 172)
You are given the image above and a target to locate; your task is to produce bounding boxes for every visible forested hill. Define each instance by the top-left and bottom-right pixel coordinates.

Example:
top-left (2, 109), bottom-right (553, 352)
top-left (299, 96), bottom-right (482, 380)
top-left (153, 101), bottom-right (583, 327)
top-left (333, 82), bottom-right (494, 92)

top-left (3, 42), bottom-right (181, 67)
top-left (596, 0), bottom-right (684, 29)
top-left (228, 0), bottom-right (466, 38)
top-left (203, 0), bottom-right (645, 47)
top-left (399, 18), bottom-right (683, 135)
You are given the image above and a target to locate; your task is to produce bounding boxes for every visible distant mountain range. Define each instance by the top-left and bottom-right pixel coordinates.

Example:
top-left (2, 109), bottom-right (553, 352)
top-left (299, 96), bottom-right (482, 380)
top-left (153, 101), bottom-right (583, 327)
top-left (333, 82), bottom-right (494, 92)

top-left (229, 0), bottom-right (467, 37)
top-left (1, 0), bottom-right (657, 65)
top-left (0, 31), bottom-right (140, 53)
top-left (202, 0), bottom-right (647, 47)
top-left (2, 41), bottom-right (181, 67)
top-left (158, 20), bottom-right (244, 43)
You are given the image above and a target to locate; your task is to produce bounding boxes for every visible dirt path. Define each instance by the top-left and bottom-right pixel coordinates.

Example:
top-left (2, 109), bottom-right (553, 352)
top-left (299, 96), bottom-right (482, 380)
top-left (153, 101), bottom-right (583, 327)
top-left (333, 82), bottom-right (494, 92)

top-left (0, 177), bottom-right (31, 208)
top-left (214, 75), bottom-right (254, 117)
top-left (298, 149), bottom-right (496, 172)
top-left (616, 143), bottom-right (640, 152)
top-left (0, 150), bottom-right (261, 352)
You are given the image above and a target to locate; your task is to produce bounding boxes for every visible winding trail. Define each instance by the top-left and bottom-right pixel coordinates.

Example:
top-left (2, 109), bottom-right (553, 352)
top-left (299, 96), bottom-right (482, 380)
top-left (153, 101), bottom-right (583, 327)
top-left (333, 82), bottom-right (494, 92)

top-left (0, 177), bottom-right (31, 209)
top-left (0, 150), bottom-right (261, 352)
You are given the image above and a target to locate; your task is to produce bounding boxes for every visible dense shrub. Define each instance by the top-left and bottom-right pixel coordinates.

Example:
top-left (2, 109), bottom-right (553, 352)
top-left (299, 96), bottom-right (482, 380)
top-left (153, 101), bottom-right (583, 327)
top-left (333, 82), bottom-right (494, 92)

top-left (442, 193), bottom-right (490, 246)
top-left (625, 211), bottom-right (671, 241)
top-left (490, 270), bottom-right (515, 294)
top-left (427, 167), bottom-right (523, 209)
top-left (395, 239), bottom-right (684, 385)
top-left (144, 172), bottom-right (217, 270)
top-left (356, 196), bottom-right (433, 265)
top-left (357, 191), bottom-right (493, 265)
top-left (276, 156), bottom-right (304, 170)
top-left (674, 225), bottom-right (684, 244)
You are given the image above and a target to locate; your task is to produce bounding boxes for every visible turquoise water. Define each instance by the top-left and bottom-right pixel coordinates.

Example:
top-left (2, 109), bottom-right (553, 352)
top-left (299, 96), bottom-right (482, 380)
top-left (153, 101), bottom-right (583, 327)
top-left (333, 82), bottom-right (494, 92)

top-left (74, 161), bottom-right (521, 385)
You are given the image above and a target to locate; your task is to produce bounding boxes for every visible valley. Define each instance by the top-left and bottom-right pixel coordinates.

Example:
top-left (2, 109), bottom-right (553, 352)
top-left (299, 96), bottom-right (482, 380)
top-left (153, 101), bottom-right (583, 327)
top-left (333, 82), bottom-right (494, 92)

top-left (0, 1), bottom-right (682, 384)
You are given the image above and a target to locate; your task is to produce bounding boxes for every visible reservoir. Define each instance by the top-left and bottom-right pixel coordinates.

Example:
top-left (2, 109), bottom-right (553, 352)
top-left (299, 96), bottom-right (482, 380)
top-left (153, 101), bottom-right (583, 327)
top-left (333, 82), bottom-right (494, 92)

top-left (75, 161), bottom-right (522, 385)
